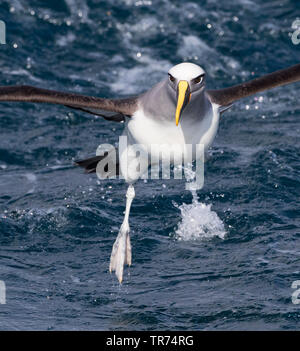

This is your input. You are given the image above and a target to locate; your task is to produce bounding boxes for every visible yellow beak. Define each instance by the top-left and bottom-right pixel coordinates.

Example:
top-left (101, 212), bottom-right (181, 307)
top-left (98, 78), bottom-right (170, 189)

top-left (175, 80), bottom-right (191, 126)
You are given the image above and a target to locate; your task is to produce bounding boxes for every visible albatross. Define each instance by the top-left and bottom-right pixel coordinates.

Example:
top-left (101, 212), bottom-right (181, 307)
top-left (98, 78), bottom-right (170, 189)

top-left (0, 62), bottom-right (300, 283)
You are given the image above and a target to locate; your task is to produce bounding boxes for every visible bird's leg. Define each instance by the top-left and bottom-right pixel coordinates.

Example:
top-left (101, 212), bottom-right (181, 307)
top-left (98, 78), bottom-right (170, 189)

top-left (109, 184), bottom-right (135, 283)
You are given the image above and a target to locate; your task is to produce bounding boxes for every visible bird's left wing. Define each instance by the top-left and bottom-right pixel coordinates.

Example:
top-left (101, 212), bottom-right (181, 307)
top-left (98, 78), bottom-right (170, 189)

top-left (207, 63), bottom-right (300, 109)
top-left (0, 85), bottom-right (139, 122)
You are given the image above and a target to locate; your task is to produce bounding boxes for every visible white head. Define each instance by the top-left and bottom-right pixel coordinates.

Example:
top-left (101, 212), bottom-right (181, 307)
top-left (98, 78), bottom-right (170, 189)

top-left (167, 62), bottom-right (206, 125)
top-left (168, 62), bottom-right (205, 84)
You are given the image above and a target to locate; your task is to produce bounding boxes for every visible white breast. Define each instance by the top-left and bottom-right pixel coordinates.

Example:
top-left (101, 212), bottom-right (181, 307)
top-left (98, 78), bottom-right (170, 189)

top-left (119, 103), bottom-right (220, 183)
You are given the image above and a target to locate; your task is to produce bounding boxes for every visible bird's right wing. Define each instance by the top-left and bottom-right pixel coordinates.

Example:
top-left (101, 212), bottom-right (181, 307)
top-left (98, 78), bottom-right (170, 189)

top-left (207, 63), bottom-right (300, 108)
top-left (0, 85), bottom-right (139, 122)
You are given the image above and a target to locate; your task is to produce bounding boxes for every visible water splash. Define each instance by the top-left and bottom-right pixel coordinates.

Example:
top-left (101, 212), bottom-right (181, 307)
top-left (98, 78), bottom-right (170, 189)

top-left (174, 192), bottom-right (226, 241)
top-left (174, 168), bottom-right (226, 241)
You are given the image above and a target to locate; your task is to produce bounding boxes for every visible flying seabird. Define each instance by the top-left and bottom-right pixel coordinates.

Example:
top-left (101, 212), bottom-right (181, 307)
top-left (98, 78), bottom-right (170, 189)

top-left (0, 62), bottom-right (299, 283)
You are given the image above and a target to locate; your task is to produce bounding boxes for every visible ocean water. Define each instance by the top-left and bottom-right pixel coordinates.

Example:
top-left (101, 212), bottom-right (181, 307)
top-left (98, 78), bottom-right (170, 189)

top-left (0, 0), bottom-right (299, 330)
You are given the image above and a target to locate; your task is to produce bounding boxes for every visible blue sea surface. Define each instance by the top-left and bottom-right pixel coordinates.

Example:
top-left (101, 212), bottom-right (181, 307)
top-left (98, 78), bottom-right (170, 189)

top-left (0, 0), bottom-right (299, 330)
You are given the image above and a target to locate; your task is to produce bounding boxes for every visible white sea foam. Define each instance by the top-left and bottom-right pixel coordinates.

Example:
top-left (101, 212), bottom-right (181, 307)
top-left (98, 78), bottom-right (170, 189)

top-left (64, 0), bottom-right (90, 23)
top-left (2, 68), bottom-right (42, 83)
top-left (110, 54), bottom-right (171, 95)
top-left (116, 16), bottom-right (161, 40)
top-left (56, 32), bottom-right (76, 47)
top-left (24, 173), bottom-right (37, 182)
top-left (177, 35), bottom-right (212, 58)
top-left (6, 0), bottom-right (25, 13)
top-left (177, 35), bottom-right (242, 77)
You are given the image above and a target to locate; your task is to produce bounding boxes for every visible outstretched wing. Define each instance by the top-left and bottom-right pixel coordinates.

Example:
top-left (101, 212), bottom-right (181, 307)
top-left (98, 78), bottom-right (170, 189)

top-left (0, 85), bottom-right (139, 121)
top-left (207, 63), bottom-right (300, 107)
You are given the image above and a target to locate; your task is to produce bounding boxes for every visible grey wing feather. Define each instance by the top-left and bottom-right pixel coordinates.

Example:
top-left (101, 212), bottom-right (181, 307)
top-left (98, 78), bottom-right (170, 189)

top-left (207, 63), bottom-right (300, 107)
top-left (0, 85), bottom-right (139, 121)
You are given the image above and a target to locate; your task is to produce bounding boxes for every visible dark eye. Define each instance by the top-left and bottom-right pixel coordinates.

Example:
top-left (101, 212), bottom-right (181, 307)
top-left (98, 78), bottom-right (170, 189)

top-left (193, 75), bottom-right (204, 84)
top-left (168, 74), bottom-right (175, 82)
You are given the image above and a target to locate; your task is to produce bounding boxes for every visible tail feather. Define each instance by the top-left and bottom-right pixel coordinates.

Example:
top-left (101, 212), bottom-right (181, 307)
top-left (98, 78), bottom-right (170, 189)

top-left (75, 155), bottom-right (105, 173)
top-left (75, 153), bottom-right (119, 175)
